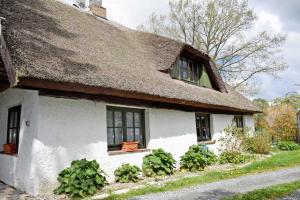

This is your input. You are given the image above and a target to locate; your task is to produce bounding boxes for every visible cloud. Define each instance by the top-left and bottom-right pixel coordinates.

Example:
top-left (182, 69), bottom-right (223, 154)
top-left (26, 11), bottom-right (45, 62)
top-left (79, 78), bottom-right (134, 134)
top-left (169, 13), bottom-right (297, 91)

top-left (250, 0), bottom-right (300, 32)
top-left (103, 0), bottom-right (169, 28)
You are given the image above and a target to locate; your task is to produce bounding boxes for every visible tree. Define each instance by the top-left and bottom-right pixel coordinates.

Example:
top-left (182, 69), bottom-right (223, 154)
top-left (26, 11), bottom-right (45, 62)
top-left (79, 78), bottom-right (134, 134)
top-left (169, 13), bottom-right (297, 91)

top-left (266, 103), bottom-right (298, 142)
top-left (138, 0), bottom-right (287, 94)
top-left (252, 98), bottom-right (269, 132)
top-left (273, 92), bottom-right (300, 111)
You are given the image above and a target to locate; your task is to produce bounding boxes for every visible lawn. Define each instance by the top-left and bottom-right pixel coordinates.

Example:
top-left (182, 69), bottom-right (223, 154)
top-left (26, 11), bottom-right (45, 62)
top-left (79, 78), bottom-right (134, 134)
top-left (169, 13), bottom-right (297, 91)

top-left (102, 150), bottom-right (300, 200)
top-left (223, 181), bottom-right (300, 200)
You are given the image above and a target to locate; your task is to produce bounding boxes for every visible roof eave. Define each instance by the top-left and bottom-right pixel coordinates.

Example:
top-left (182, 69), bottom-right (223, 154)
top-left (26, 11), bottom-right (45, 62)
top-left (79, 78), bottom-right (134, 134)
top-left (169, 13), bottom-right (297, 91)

top-left (16, 77), bottom-right (260, 114)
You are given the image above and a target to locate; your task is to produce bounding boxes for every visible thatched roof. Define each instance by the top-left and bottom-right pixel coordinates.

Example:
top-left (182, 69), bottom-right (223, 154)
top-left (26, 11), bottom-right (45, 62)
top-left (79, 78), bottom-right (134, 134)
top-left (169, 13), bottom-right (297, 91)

top-left (0, 0), bottom-right (260, 113)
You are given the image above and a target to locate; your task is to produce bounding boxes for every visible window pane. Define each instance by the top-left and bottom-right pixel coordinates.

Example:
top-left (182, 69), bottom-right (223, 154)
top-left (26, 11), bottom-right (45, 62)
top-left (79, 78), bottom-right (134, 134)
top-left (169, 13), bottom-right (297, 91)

top-left (9, 112), bottom-right (14, 128)
top-left (171, 60), bottom-right (179, 78)
top-left (181, 58), bottom-right (188, 80)
top-left (107, 128), bottom-right (114, 145)
top-left (135, 128), bottom-right (141, 143)
top-left (107, 111), bottom-right (113, 127)
top-left (14, 111), bottom-right (18, 127)
top-left (126, 112), bottom-right (133, 127)
top-left (114, 111), bottom-right (122, 127)
top-left (115, 128), bottom-right (123, 145)
top-left (189, 61), bottom-right (194, 82)
top-left (134, 112), bottom-right (141, 127)
top-left (126, 128), bottom-right (134, 142)
top-left (196, 114), bottom-right (211, 141)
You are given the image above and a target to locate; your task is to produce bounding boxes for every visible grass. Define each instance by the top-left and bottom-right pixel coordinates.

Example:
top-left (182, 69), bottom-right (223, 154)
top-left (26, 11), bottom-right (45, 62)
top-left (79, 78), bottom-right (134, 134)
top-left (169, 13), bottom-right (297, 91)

top-left (223, 181), bottom-right (300, 200)
top-left (102, 150), bottom-right (300, 200)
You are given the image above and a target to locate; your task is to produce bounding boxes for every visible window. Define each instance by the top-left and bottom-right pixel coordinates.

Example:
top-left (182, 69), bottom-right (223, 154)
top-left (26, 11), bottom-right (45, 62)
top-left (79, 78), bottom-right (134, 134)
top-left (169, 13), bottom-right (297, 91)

top-left (233, 115), bottom-right (244, 128)
top-left (7, 105), bottom-right (21, 153)
top-left (107, 106), bottom-right (145, 151)
top-left (172, 56), bottom-right (213, 88)
top-left (196, 113), bottom-right (211, 142)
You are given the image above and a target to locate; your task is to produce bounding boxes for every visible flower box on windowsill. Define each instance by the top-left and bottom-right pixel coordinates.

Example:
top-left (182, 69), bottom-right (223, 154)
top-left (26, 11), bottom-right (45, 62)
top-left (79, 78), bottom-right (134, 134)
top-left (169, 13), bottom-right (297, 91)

top-left (3, 144), bottom-right (17, 155)
top-left (121, 141), bottom-right (139, 152)
top-left (198, 140), bottom-right (216, 145)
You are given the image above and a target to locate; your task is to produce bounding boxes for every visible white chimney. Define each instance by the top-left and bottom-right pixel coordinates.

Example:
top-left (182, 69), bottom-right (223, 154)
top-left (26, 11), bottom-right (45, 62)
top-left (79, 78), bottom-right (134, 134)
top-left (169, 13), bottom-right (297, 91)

top-left (88, 0), bottom-right (107, 19)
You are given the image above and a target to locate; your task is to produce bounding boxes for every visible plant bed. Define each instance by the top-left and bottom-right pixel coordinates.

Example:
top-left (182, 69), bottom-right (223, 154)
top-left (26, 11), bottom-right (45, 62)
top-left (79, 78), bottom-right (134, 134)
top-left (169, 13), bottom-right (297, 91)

top-left (92, 154), bottom-right (268, 199)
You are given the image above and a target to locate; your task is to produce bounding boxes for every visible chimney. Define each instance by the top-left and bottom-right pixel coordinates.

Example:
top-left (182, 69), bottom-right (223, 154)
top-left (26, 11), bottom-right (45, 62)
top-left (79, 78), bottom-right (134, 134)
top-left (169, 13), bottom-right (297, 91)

top-left (89, 0), bottom-right (107, 19)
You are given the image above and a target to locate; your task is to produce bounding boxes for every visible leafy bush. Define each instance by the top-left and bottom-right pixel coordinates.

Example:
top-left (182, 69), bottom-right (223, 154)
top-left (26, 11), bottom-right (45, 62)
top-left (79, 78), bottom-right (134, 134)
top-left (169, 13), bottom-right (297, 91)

top-left (219, 151), bottom-right (250, 164)
top-left (180, 145), bottom-right (217, 172)
top-left (54, 159), bottom-right (107, 198)
top-left (277, 141), bottom-right (300, 151)
top-left (246, 131), bottom-right (272, 154)
top-left (114, 163), bottom-right (141, 183)
top-left (142, 148), bottom-right (176, 177)
top-left (219, 126), bottom-right (251, 153)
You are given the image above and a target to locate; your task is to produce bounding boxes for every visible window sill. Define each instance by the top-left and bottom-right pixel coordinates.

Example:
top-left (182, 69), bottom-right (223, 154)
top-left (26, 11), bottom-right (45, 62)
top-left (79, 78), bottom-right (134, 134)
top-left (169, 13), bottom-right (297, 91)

top-left (0, 152), bottom-right (18, 157)
top-left (108, 149), bottom-right (151, 156)
top-left (198, 140), bottom-right (216, 145)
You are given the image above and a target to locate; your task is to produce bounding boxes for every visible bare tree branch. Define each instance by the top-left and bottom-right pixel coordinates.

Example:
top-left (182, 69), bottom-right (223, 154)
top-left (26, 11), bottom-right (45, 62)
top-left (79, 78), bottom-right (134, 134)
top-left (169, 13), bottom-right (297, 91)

top-left (138, 0), bottom-right (287, 95)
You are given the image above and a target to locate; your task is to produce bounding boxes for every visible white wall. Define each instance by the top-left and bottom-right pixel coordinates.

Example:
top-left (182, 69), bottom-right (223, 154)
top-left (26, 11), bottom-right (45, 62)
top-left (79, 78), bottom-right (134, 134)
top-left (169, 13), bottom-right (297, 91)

top-left (0, 88), bottom-right (40, 194)
top-left (34, 97), bottom-right (198, 193)
top-left (208, 114), bottom-right (234, 153)
top-left (0, 90), bottom-right (255, 195)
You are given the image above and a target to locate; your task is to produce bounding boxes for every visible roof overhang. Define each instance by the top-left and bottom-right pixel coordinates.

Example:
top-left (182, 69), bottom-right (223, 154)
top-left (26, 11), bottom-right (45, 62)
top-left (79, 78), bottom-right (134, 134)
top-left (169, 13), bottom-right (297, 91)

top-left (17, 77), bottom-right (260, 114)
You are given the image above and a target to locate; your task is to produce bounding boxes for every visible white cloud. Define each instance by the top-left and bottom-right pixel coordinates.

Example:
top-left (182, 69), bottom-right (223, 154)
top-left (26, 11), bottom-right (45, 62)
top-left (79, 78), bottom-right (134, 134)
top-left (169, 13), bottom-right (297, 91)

top-left (254, 11), bottom-right (282, 34)
top-left (103, 0), bottom-right (169, 28)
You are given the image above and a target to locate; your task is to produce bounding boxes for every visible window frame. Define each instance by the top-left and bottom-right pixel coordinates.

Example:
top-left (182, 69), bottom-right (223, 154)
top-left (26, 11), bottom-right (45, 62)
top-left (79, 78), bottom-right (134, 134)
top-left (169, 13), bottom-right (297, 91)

top-left (171, 55), bottom-right (214, 89)
top-left (6, 105), bottom-right (22, 153)
top-left (106, 106), bottom-right (146, 151)
top-left (233, 115), bottom-right (244, 128)
top-left (195, 113), bottom-right (212, 142)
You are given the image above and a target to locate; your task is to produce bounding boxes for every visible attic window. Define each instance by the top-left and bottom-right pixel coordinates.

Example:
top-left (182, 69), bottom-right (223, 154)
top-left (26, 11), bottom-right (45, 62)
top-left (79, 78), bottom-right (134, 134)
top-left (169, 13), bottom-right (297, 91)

top-left (171, 56), bottom-right (213, 88)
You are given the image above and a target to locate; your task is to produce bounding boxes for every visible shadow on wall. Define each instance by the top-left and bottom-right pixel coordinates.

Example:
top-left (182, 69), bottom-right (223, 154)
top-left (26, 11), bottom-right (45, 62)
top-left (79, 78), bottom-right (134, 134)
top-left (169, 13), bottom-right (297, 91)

top-left (0, 0), bottom-right (98, 77)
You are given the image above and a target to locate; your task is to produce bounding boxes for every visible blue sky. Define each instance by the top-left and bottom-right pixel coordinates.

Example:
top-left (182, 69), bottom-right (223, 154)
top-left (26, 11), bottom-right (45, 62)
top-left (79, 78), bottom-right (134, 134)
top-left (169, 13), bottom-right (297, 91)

top-left (103, 0), bottom-right (300, 100)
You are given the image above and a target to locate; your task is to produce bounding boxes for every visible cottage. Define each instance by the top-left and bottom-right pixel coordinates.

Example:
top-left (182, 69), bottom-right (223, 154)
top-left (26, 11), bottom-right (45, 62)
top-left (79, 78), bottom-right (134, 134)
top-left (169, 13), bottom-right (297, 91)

top-left (0, 0), bottom-right (260, 195)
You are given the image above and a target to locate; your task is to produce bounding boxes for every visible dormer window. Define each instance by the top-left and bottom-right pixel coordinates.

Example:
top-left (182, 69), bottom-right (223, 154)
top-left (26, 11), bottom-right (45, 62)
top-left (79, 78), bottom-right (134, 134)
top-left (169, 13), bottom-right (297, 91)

top-left (171, 56), bottom-right (213, 89)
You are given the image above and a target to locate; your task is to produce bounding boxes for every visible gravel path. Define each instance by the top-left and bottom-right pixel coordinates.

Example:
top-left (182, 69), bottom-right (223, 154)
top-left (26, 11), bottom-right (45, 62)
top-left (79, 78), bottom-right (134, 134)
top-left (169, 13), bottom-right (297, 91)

top-left (130, 166), bottom-right (300, 200)
top-left (281, 190), bottom-right (300, 200)
top-left (0, 182), bottom-right (64, 200)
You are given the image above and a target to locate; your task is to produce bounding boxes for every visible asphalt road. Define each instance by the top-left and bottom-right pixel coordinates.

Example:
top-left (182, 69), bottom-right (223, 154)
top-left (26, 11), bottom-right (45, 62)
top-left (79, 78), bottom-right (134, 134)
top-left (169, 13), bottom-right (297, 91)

top-left (130, 166), bottom-right (300, 200)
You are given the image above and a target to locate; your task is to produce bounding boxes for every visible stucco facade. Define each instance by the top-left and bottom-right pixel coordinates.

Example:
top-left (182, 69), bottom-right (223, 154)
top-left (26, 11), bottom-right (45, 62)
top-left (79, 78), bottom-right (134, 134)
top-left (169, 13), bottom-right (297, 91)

top-left (0, 88), bottom-right (255, 195)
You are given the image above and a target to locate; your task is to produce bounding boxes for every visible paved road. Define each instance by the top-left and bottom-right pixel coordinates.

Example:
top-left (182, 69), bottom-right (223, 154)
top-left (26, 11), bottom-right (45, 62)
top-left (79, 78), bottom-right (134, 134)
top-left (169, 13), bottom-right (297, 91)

top-left (281, 190), bottom-right (300, 200)
top-left (130, 166), bottom-right (300, 200)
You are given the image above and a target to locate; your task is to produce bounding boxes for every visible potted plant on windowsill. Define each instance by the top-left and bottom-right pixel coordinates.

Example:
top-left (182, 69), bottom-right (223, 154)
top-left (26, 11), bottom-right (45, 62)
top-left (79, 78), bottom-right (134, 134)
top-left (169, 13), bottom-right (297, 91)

top-left (3, 144), bottom-right (17, 155)
top-left (122, 141), bottom-right (139, 152)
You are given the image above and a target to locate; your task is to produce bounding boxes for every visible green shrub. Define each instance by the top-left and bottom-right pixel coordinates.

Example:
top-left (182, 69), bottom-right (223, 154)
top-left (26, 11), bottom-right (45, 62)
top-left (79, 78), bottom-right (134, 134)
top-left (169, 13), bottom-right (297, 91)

top-left (246, 131), bottom-right (272, 154)
top-left (54, 159), bottom-right (107, 198)
top-left (114, 163), bottom-right (141, 183)
top-left (180, 145), bottom-right (217, 172)
top-left (142, 148), bottom-right (176, 177)
top-left (277, 141), bottom-right (300, 151)
top-left (219, 151), bottom-right (250, 164)
top-left (219, 126), bottom-right (251, 153)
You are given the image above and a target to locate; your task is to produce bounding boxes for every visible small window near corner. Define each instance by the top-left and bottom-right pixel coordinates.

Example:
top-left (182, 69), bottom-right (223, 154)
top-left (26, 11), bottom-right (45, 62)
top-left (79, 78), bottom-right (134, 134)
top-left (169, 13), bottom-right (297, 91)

top-left (233, 115), bottom-right (244, 128)
top-left (6, 105), bottom-right (22, 154)
top-left (196, 113), bottom-right (211, 142)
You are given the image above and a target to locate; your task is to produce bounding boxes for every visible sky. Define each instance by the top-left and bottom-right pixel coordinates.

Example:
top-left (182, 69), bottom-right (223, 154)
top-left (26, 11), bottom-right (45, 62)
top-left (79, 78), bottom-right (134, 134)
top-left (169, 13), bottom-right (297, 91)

top-left (102, 0), bottom-right (300, 100)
